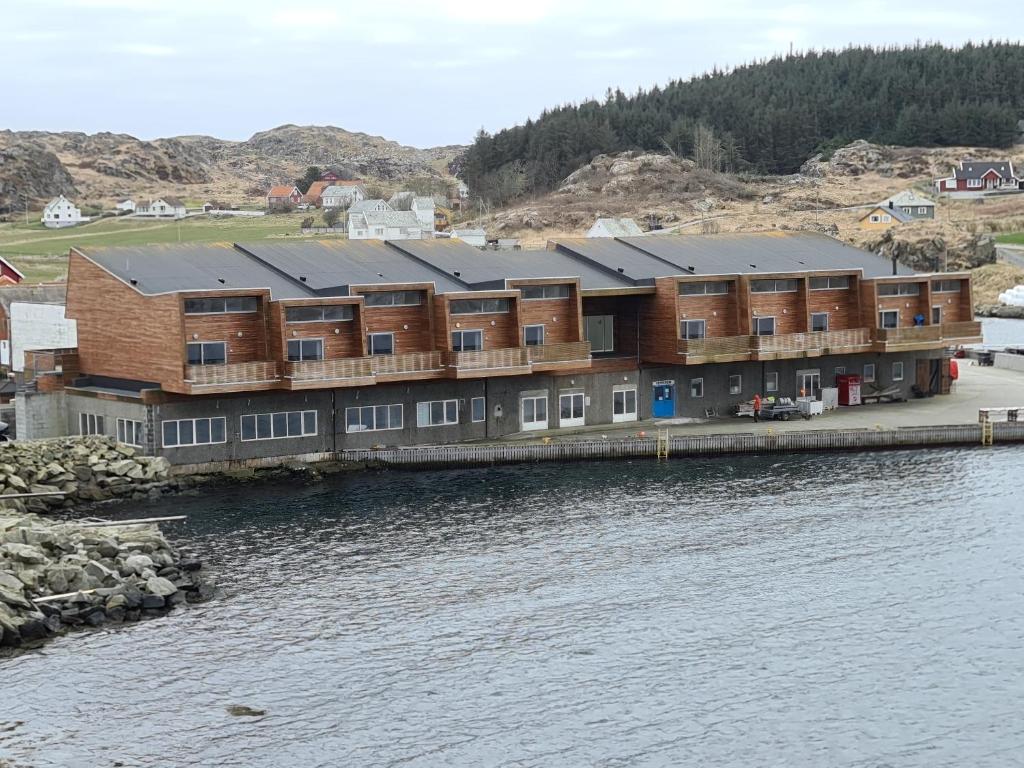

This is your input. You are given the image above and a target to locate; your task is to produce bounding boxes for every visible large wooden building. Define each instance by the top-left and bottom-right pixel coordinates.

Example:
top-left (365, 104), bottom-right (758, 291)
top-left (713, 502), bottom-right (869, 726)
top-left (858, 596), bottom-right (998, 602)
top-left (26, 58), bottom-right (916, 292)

top-left (18, 233), bottom-right (982, 463)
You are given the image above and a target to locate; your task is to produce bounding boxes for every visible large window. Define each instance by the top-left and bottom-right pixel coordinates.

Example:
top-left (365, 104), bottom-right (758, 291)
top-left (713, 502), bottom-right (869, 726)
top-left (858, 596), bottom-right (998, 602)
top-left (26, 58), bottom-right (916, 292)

top-left (186, 341), bottom-right (226, 365)
top-left (754, 317), bottom-right (775, 336)
top-left (345, 404), bottom-right (402, 433)
top-left (765, 372), bottom-right (779, 393)
top-left (879, 310), bottom-right (899, 329)
top-left (681, 319), bottom-right (706, 340)
top-left (679, 281), bottom-right (729, 296)
top-left (287, 339), bottom-right (323, 361)
top-left (584, 315), bottom-right (614, 353)
top-left (471, 397), bottom-right (486, 423)
top-left (878, 283), bottom-right (920, 297)
top-left (116, 418), bottom-right (143, 447)
top-left (751, 279), bottom-right (798, 293)
top-left (162, 417), bottom-right (226, 448)
top-left (809, 276), bottom-right (850, 290)
top-left (184, 297), bottom-right (258, 314)
top-left (810, 312), bottom-right (829, 332)
top-left (363, 291), bottom-right (423, 307)
top-left (450, 298), bottom-right (510, 314)
top-left (612, 388), bottom-right (637, 423)
top-left (79, 413), bottom-right (105, 436)
top-left (368, 333), bottom-right (394, 356)
top-left (286, 305), bottom-right (353, 322)
top-left (521, 285), bottom-right (570, 300)
top-left (932, 280), bottom-right (960, 293)
top-left (863, 364), bottom-right (876, 383)
top-left (241, 410), bottom-right (317, 441)
top-left (524, 324), bottom-right (545, 346)
top-left (417, 399), bottom-right (458, 427)
top-left (452, 330), bottom-right (483, 352)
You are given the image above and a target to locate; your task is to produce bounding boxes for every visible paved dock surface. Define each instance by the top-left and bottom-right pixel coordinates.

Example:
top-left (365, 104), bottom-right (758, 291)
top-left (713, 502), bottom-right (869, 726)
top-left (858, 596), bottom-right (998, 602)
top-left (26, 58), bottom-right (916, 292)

top-left (500, 364), bottom-right (1024, 443)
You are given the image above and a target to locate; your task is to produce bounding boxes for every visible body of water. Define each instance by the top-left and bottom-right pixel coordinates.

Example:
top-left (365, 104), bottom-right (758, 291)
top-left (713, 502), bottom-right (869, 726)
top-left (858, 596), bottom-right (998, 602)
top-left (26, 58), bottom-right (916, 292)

top-left (3, 447), bottom-right (1024, 767)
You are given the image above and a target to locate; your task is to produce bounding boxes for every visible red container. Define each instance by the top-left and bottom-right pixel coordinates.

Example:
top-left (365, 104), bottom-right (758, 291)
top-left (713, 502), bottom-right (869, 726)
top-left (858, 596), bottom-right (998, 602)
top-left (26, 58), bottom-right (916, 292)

top-left (837, 374), bottom-right (862, 406)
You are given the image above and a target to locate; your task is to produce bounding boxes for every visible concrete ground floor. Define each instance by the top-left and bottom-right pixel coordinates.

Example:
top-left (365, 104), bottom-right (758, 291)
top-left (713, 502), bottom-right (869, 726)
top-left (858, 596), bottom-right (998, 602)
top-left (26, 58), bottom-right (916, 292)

top-left (13, 350), bottom-right (962, 465)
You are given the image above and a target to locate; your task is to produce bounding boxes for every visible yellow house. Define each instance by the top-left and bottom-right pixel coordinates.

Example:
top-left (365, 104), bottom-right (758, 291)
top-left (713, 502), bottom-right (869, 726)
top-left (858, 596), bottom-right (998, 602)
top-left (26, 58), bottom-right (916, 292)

top-left (858, 203), bottom-right (913, 230)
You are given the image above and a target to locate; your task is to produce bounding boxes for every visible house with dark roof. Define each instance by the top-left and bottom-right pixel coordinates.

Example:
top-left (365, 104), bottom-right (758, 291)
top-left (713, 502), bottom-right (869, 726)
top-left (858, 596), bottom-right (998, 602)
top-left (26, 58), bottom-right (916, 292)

top-left (16, 232), bottom-right (981, 456)
top-left (936, 160), bottom-right (1021, 192)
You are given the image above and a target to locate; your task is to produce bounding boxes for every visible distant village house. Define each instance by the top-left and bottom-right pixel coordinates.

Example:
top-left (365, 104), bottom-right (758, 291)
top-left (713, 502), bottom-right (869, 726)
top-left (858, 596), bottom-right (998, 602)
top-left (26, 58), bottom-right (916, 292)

top-left (858, 205), bottom-right (913, 230)
top-left (936, 160), bottom-right (1021, 192)
top-left (348, 209), bottom-right (423, 240)
top-left (41, 195), bottom-right (88, 229)
top-left (0, 256), bottom-right (25, 286)
top-left (321, 182), bottom-right (367, 209)
top-left (115, 199), bottom-right (136, 213)
top-left (135, 197), bottom-right (187, 219)
top-left (266, 185), bottom-right (302, 210)
top-left (878, 190), bottom-right (935, 220)
top-left (451, 228), bottom-right (486, 247)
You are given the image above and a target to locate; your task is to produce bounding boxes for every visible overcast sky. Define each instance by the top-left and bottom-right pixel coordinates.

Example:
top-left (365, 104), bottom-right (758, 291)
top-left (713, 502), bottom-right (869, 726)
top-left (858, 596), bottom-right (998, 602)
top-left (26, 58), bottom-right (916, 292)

top-left (1, 0), bottom-right (1018, 147)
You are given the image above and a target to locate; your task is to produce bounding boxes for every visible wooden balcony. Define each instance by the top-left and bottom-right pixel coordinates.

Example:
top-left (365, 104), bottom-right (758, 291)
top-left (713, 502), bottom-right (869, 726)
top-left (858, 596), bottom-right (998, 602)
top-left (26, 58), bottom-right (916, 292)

top-left (526, 341), bottom-right (592, 371)
top-left (372, 351), bottom-right (446, 382)
top-left (751, 328), bottom-right (872, 361)
top-left (445, 347), bottom-right (531, 378)
top-left (872, 325), bottom-right (943, 352)
top-left (941, 320), bottom-right (983, 344)
top-left (284, 358), bottom-right (375, 390)
top-left (678, 336), bottom-right (752, 364)
top-left (183, 361), bottom-right (280, 393)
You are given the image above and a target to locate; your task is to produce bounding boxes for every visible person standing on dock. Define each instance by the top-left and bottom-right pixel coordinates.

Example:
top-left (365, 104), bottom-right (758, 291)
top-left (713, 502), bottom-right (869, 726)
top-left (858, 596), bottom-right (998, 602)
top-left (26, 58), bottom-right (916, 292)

top-left (753, 393), bottom-right (762, 422)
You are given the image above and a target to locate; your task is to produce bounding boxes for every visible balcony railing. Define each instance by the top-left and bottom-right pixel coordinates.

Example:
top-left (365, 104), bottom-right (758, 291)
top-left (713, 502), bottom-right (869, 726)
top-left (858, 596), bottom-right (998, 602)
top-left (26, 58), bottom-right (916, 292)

top-left (525, 341), bottom-right (592, 365)
top-left (872, 326), bottom-right (942, 345)
top-left (677, 335), bottom-right (753, 359)
top-left (445, 347), bottom-right (530, 371)
top-left (752, 328), bottom-right (871, 355)
top-left (286, 357), bottom-right (373, 382)
top-left (184, 361), bottom-right (280, 387)
top-left (371, 351), bottom-right (444, 375)
top-left (23, 348), bottom-right (79, 381)
top-left (941, 320), bottom-right (983, 341)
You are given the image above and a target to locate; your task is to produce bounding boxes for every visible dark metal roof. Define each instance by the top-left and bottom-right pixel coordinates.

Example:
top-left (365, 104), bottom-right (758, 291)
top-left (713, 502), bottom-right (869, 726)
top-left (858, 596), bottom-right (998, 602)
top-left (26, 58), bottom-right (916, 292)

top-left (549, 238), bottom-right (684, 282)
top-left (954, 161), bottom-right (1016, 180)
top-left (78, 243), bottom-right (314, 298)
top-left (0, 283), bottom-right (67, 311)
top-left (617, 231), bottom-right (912, 278)
top-left (237, 240), bottom-right (466, 294)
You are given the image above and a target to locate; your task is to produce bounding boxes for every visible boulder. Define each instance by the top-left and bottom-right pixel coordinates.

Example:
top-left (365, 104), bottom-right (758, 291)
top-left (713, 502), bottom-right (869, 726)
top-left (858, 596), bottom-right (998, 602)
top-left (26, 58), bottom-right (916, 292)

top-left (1, 543), bottom-right (49, 564)
top-left (0, 585), bottom-right (32, 610)
top-left (122, 554), bottom-right (154, 575)
top-left (108, 460), bottom-right (137, 477)
top-left (140, 593), bottom-right (165, 610)
top-left (145, 576), bottom-right (177, 597)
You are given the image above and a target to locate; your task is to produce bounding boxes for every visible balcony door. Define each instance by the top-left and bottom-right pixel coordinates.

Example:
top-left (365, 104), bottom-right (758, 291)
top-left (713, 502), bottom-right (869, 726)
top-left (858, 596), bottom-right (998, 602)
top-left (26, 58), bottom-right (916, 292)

top-left (796, 369), bottom-right (821, 399)
top-left (584, 315), bottom-right (615, 353)
top-left (754, 316), bottom-right (775, 336)
top-left (931, 306), bottom-right (942, 325)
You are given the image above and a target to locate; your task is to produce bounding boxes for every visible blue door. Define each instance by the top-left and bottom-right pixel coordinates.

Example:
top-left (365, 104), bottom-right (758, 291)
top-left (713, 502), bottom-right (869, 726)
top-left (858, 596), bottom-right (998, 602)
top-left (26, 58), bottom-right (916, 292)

top-left (652, 381), bottom-right (675, 418)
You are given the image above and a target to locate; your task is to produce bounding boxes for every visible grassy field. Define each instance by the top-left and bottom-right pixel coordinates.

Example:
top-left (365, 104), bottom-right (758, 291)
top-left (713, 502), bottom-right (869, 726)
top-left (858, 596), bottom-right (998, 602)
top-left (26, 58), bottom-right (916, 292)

top-left (995, 232), bottom-right (1024, 245)
top-left (0, 213), bottom-right (330, 283)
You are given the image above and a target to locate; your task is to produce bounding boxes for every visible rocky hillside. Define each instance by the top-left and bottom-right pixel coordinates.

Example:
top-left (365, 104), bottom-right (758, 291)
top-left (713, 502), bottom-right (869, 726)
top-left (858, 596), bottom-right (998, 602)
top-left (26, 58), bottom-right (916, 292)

top-left (0, 124), bottom-right (465, 213)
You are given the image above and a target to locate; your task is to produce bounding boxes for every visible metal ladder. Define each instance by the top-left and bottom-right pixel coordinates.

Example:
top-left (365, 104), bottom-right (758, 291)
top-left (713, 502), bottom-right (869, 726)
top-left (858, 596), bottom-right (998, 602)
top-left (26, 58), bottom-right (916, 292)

top-left (981, 419), bottom-right (994, 446)
top-left (656, 430), bottom-right (670, 460)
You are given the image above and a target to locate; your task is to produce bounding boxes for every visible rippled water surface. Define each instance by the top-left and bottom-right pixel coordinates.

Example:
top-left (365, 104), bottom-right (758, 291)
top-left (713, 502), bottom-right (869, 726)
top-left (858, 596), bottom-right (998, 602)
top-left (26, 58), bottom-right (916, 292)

top-left (3, 448), bottom-right (1024, 767)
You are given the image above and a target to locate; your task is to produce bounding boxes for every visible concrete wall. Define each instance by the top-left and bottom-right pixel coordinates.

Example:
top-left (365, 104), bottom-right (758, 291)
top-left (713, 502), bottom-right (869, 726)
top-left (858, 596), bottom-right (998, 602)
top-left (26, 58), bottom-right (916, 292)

top-left (15, 390), bottom-right (66, 439)
top-left (65, 393), bottom-right (152, 452)
top-left (995, 352), bottom-right (1024, 373)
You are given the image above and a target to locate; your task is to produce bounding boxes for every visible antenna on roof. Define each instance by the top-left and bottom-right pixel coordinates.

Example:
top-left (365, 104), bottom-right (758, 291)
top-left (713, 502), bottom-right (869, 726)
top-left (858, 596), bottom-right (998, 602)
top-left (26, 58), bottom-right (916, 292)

top-left (300, 276), bottom-right (307, 282)
top-left (453, 271), bottom-right (461, 277)
top-left (617, 267), bottom-right (624, 273)
top-left (749, 264), bottom-right (757, 269)
top-left (217, 278), bottom-right (226, 284)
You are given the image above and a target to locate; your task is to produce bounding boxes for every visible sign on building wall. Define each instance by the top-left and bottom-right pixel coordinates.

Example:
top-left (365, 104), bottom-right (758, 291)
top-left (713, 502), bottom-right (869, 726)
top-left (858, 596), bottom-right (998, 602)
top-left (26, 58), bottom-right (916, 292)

top-left (11, 302), bottom-right (78, 372)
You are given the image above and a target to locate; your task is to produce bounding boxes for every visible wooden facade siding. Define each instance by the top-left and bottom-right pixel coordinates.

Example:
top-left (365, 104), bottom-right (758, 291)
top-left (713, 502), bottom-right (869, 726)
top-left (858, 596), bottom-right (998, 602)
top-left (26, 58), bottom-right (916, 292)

top-left (805, 283), bottom-right (861, 331)
top-left (182, 308), bottom-right (269, 365)
top-left (941, 320), bottom-right (983, 342)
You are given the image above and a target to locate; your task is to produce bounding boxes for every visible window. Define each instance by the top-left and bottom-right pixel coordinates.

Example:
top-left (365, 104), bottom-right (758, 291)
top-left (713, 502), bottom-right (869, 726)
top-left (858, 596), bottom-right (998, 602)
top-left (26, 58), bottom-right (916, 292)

top-left (584, 315), bottom-right (614, 353)
top-left (869, 215), bottom-right (881, 223)
top-left (679, 281), bottom-right (729, 296)
top-left (559, 392), bottom-right (585, 427)
top-left (877, 283), bottom-right (920, 297)
top-left (186, 341), bottom-right (226, 365)
top-left (184, 297), bottom-right (257, 314)
top-left (521, 396), bottom-right (548, 430)
top-left (810, 312), bottom-right (829, 332)
top-left (520, 284), bottom-right (570, 300)
top-left (681, 319), bottom-right (706, 339)
top-left (471, 397), bottom-right (486, 423)
top-left (690, 378), bottom-right (704, 398)
top-left (892, 361), bottom-right (904, 382)
top-left (967, 178), bottom-right (982, 188)
top-left (240, 410), bottom-right (317, 441)
top-left (287, 338), bottom-right (323, 361)
top-left (451, 330), bottom-right (483, 352)
top-left (368, 333), bottom-right (394, 355)
top-left (879, 310), bottom-right (899, 329)
top-left (863, 364), bottom-right (876, 383)
top-left (345, 404), bottom-right (402, 433)
top-left (754, 316), bottom-right (775, 336)
top-left (116, 418), bottom-right (143, 447)
top-left (918, 207), bottom-right (928, 214)
top-left (161, 417), bottom-right (226, 448)
top-left (417, 399), bottom-right (458, 427)
top-left (881, 214), bottom-right (892, 223)
top-left (729, 375), bottom-right (742, 395)
top-left (765, 372), bottom-right (779, 393)
top-left (751, 279), bottom-right (798, 293)
top-left (809, 276), bottom-right (850, 290)
top-left (286, 305), bottom-right (353, 322)
top-left (363, 291), bottom-right (423, 307)
top-left (79, 413), bottom-right (105, 436)
top-left (932, 280), bottom-right (960, 293)
top-left (523, 324), bottom-right (545, 346)
top-left (612, 388), bottom-right (637, 422)
top-left (450, 298), bottom-right (510, 314)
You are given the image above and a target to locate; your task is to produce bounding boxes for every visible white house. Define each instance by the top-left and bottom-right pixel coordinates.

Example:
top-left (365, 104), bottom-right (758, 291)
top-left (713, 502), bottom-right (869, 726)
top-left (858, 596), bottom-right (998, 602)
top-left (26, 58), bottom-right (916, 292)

top-left (587, 217), bottom-right (643, 238)
top-left (321, 183), bottom-right (367, 208)
top-left (348, 210), bottom-right (423, 240)
top-left (115, 199), bottom-right (135, 213)
top-left (137, 197), bottom-right (187, 219)
top-left (411, 196), bottom-right (436, 233)
top-left (451, 228), bottom-right (486, 247)
top-left (41, 196), bottom-right (88, 229)
top-left (348, 199), bottom-right (392, 215)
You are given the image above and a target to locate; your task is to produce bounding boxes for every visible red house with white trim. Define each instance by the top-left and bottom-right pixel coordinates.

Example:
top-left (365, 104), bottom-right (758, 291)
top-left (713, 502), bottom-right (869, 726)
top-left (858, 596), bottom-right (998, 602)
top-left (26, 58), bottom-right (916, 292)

top-left (0, 256), bottom-right (25, 285)
top-left (266, 185), bottom-right (303, 209)
top-left (937, 160), bottom-right (1021, 192)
